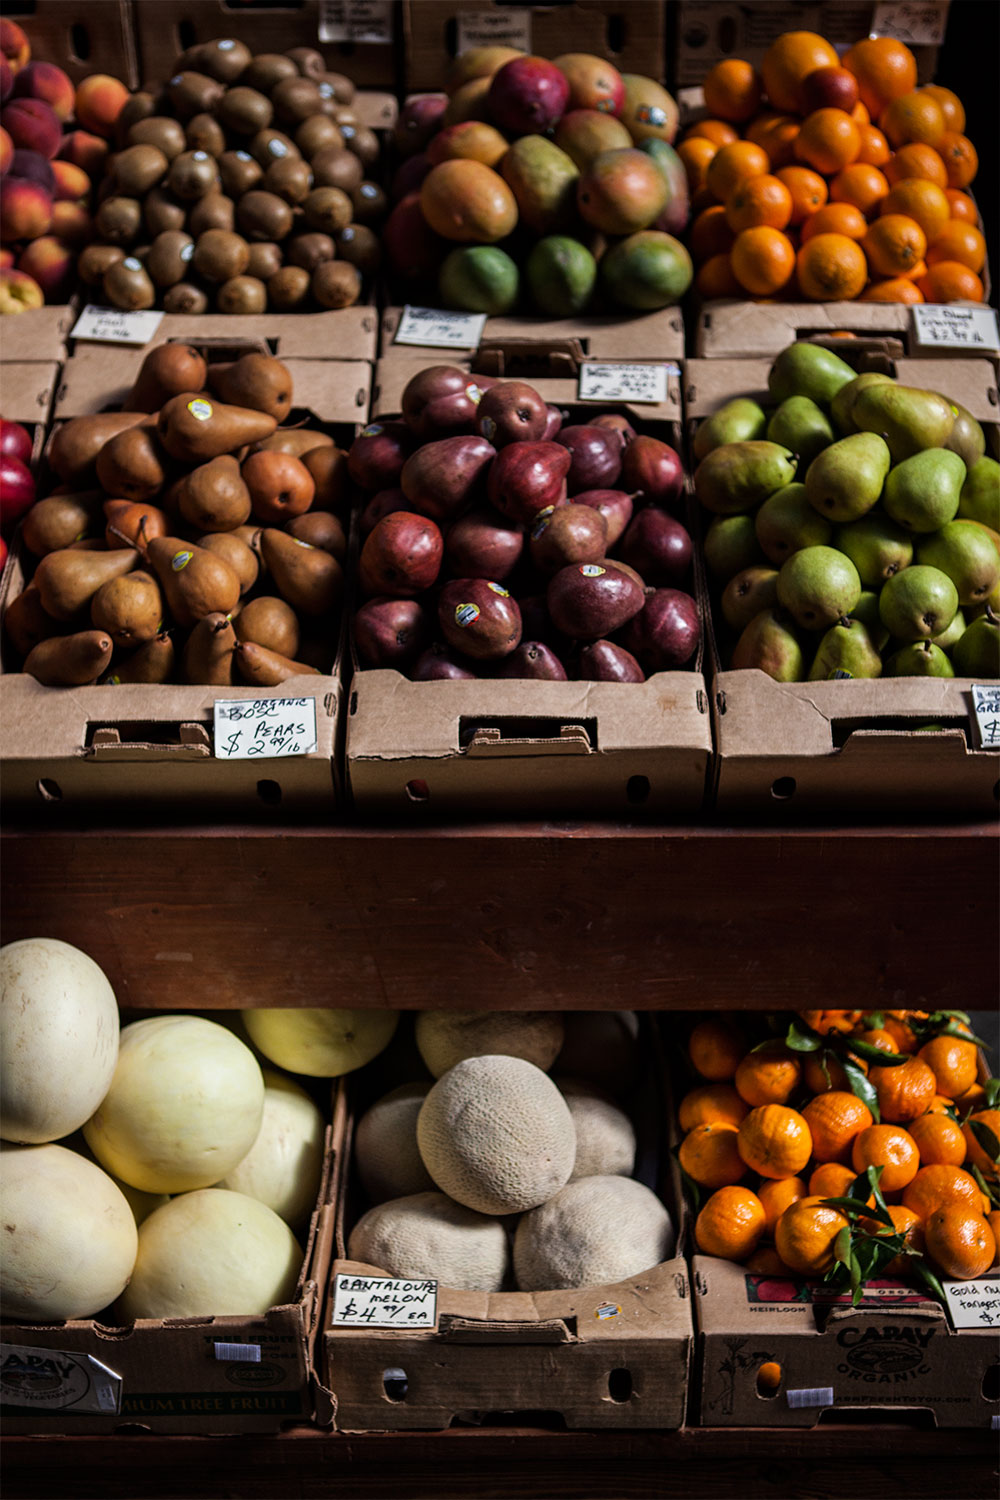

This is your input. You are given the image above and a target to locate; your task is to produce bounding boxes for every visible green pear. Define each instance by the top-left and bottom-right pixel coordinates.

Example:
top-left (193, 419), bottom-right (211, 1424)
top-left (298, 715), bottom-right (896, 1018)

top-left (766, 396), bottom-right (834, 471)
top-left (883, 448), bottom-right (966, 533)
top-left (694, 440), bottom-right (797, 515)
top-left (916, 520), bottom-right (1000, 607)
top-left (808, 617), bottom-right (882, 680)
top-left (943, 401), bottom-right (986, 468)
top-left (951, 608), bottom-right (1000, 676)
top-left (879, 564), bottom-right (959, 642)
top-left (693, 398), bottom-right (767, 461)
top-left (931, 606), bottom-right (966, 652)
top-left (884, 641), bottom-right (956, 678)
top-left (755, 482), bottom-right (832, 563)
top-left (830, 372), bottom-right (894, 436)
top-left (721, 565), bottom-right (780, 632)
top-left (851, 383), bottom-right (955, 462)
top-left (835, 513), bottom-right (913, 588)
top-left (850, 591), bottom-right (891, 652)
top-left (777, 545), bottom-right (862, 631)
top-left (730, 607), bottom-right (804, 681)
top-left (703, 513), bottom-right (766, 582)
top-left (767, 341), bottom-right (856, 406)
top-left (804, 432), bottom-right (891, 522)
top-left (957, 456), bottom-right (1000, 531)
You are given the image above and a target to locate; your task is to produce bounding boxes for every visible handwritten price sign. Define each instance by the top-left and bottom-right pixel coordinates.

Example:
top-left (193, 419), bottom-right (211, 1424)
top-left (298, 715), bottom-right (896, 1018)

top-left (394, 305), bottom-right (488, 349)
top-left (212, 697), bottom-right (318, 759)
top-left (331, 1274), bottom-right (438, 1329)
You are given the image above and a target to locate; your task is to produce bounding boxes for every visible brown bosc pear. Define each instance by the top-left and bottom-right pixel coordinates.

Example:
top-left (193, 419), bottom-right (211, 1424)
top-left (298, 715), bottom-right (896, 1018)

top-left (232, 594), bottom-right (300, 657)
top-left (90, 570), bottom-right (164, 648)
top-left (182, 611), bottom-right (237, 685)
top-left (23, 630), bottom-right (114, 686)
top-left (122, 343), bottom-right (209, 413)
top-left (234, 639), bottom-right (321, 686)
top-left (101, 632), bottom-right (176, 685)
top-left (49, 412), bottom-right (149, 487)
top-left (175, 454), bottom-right (253, 531)
top-left (33, 546), bottom-right (140, 620)
top-left (198, 530), bottom-right (260, 594)
top-left (22, 491), bottom-right (104, 557)
top-left (144, 535), bottom-right (242, 627)
top-left (157, 392), bottom-right (278, 463)
top-left (95, 422), bottom-right (172, 503)
top-left (3, 585), bottom-right (60, 658)
top-left (258, 528), bottom-right (343, 616)
top-left (104, 499), bottom-right (170, 550)
top-left (206, 352), bottom-right (294, 421)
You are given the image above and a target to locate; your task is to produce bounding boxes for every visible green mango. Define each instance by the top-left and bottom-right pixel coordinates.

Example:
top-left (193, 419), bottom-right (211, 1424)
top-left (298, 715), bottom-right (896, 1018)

top-left (524, 235), bottom-right (597, 317)
top-left (500, 134), bottom-right (579, 234)
top-left (439, 245), bottom-right (519, 314)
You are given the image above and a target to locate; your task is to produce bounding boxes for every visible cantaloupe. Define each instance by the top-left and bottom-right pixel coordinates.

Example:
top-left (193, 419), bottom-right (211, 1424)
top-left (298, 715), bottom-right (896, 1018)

top-left (559, 1080), bottom-right (636, 1180)
top-left (354, 1082), bottom-right (435, 1204)
top-left (1, 937), bottom-right (120, 1144)
top-left (215, 1068), bottom-right (325, 1228)
top-left (417, 1054), bottom-right (576, 1215)
top-left (348, 1190), bottom-right (509, 1292)
top-left (513, 1175), bottom-right (674, 1290)
top-left (414, 1011), bottom-right (565, 1078)
top-left (241, 1007), bottom-right (399, 1077)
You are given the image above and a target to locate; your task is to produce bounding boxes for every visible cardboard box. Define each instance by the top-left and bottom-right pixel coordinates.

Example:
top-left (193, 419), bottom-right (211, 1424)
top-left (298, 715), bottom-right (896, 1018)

top-left (134, 0), bottom-right (401, 93)
top-left (693, 301), bottom-right (1000, 365)
top-left (380, 306), bottom-right (686, 366)
top-left (1, 0), bottom-right (139, 88)
top-left (403, 1), bottom-right (667, 92)
top-left (0, 362), bottom-right (59, 456)
top-left (0, 305), bottom-right (78, 365)
top-left (348, 352), bottom-right (712, 817)
top-left (0, 1089), bottom-right (342, 1436)
top-left (684, 348), bottom-right (1000, 815)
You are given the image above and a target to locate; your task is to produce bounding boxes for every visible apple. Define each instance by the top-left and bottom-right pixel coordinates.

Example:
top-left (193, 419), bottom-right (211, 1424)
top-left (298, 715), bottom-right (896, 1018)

top-left (0, 267), bottom-right (44, 311)
top-left (0, 451), bottom-right (36, 529)
top-left (0, 417), bottom-right (32, 465)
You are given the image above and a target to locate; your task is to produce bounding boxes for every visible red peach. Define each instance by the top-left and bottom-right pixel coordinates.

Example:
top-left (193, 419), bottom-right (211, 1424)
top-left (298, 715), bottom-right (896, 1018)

top-left (0, 267), bottom-right (44, 311)
top-left (17, 234), bottom-right (74, 298)
top-left (2, 97), bottom-right (62, 158)
top-left (11, 61), bottom-right (75, 122)
top-left (58, 129), bottom-right (109, 176)
top-left (74, 74), bottom-right (130, 138)
top-left (0, 248), bottom-right (13, 269)
top-left (50, 198), bottom-right (92, 247)
top-left (0, 176), bottom-right (53, 239)
top-left (50, 158), bottom-right (89, 200)
top-left (0, 124), bottom-right (11, 173)
top-left (0, 20), bottom-right (31, 74)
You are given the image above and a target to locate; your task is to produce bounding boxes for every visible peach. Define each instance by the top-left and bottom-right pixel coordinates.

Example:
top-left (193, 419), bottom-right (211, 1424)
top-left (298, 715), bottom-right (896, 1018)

top-left (11, 146), bottom-right (54, 190)
top-left (17, 234), bottom-right (74, 298)
top-left (12, 61), bottom-right (75, 122)
top-left (0, 175), bottom-right (52, 239)
top-left (50, 198), bottom-right (92, 247)
top-left (0, 20), bottom-right (31, 75)
top-left (74, 74), bottom-right (130, 139)
top-left (0, 267), bottom-right (44, 311)
top-left (0, 247), bottom-right (13, 269)
top-left (0, 124), bottom-right (11, 174)
top-left (2, 97), bottom-right (62, 158)
top-left (50, 158), bottom-right (89, 200)
top-left (0, 60), bottom-right (12, 105)
top-left (58, 129), bottom-right (109, 177)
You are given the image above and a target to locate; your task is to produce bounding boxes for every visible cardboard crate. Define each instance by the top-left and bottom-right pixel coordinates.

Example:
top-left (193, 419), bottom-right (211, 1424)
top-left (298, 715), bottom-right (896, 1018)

top-left (403, 1), bottom-right (666, 92)
top-left (0, 305), bottom-right (78, 365)
top-left (0, 342), bottom-right (371, 818)
top-left (0, 1086), bottom-right (342, 1436)
top-left (380, 305), bottom-right (686, 366)
top-left (134, 0), bottom-right (401, 92)
top-left (346, 350), bottom-right (712, 817)
top-left (683, 346), bottom-right (1000, 816)
top-left (693, 300), bottom-right (1000, 365)
top-left (1, 0), bottom-right (139, 88)
top-left (0, 361), bottom-right (59, 466)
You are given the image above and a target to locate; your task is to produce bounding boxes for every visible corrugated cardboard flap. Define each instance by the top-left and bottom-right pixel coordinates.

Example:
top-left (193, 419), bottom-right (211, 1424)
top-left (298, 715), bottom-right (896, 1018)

top-left (438, 1316), bottom-right (576, 1344)
top-left (0, 304), bottom-right (76, 363)
top-left (151, 308), bottom-right (378, 363)
top-left (0, 362), bottom-right (59, 425)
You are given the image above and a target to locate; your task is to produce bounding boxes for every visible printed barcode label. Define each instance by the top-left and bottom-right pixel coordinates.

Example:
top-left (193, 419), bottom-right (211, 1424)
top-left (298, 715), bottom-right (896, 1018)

top-left (71, 305), bottom-right (164, 345)
top-left (911, 304), bottom-right (1000, 350)
top-left (213, 697), bottom-right (318, 759)
top-left (318, 0), bottom-right (393, 43)
top-left (577, 362), bottom-right (674, 405)
top-left (971, 684), bottom-right (1000, 751)
top-left (214, 1343), bottom-right (262, 1362)
top-left (457, 8), bottom-right (531, 53)
top-left (786, 1386), bottom-right (834, 1409)
top-left (394, 305), bottom-right (487, 348)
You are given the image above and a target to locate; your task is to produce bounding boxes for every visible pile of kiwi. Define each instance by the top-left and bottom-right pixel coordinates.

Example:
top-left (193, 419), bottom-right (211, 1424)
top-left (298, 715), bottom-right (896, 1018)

top-left (79, 38), bottom-right (385, 315)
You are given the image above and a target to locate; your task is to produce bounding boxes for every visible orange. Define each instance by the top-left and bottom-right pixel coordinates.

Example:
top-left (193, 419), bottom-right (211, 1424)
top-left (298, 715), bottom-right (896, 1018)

top-left (936, 131), bottom-right (978, 189)
top-left (924, 1206), bottom-right (996, 1279)
top-left (758, 1175), bottom-right (807, 1234)
top-left (803, 1048), bottom-right (868, 1095)
top-left (855, 124), bottom-right (891, 167)
top-left (800, 203), bottom-right (867, 243)
top-left (955, 1081), bottom-right (989, 1112)
top-left (737, 1103), bottom-right (813, 1179)
top-left (851, 1123), bottom-right (920, 1192)
top-left (801, 1091), bottom-right (874, 1164)
top-left (870, 1054), bottom-right (937, 1122)
top-left (879, 179), bottom-right (950, 243)
top-left (917, 1035), bottom-right (979, 1098)
top-left (946, 190), bottom-right (979, 224)
top-left (961, 1109), bottom-right (1000, 1179)
top-left (988, 1211), bottom-right (1000, 1263)
top-left (809, 1161), bottom-right (860, 1199)
top-left (862, 214), bottom-right (926, 278)
top-left (689, 204), bottom-right (736, 262)
top-left (926, 221), bottom-right (986, 273)
top-left (744, 1246), bottom-right (796, 1276)
top-left (685, 118), bottom-right (740, 149)
top-left (876, 1204), bottom-right (925, 1277)
top-left (702, 59), bottom-right (764, 124)
top-left (796, 232), bottom-right (868, 301)
top-left (679, 1121), bottom-right (747, 1189)
top-left (688, 1017), bottom-right (748, 1081)
top-left (915, 262), bottom-right (984, 303)
top-left (726, 173), bottom-right (793, 232)
top-left (884, 143), bottom-right (948, 191)
top-left (760, 31), bottom-right (839, 114)
top-left (753, 116), bottom-right (801, 170)
top-left (705, 140), bottom-right (771, 203)
top-left (855, 1026), bottom-right (907, 1056)
top-left (677, 136), bottom-right (718, 195)
top-left (800, 1010), bottom-right (865, 1036)
top-left (921, 85), bottom-right (965, 134)
top-left (908, 1111), bottom-right (967, 1167)
top-left (859, 278), bottom-right (926, 303)
top-left (774, 1196), bottom-right (849, 1276)
top-left (678, 1081), bottom-right (749, 1133)
top-left (926, 1094), bottom-right (957, 1115)
top-left (690, 185), bottom-right (720, 218)
top-left (734, 1039), bottom-right (802, 1106)
top-left (830, 162), bottom-right (889, 216)
top-left (879, 1011), bottom-right (926, 1053)
top-left (730, 226), bottom-right (797, 297)
top-left (842, 37), bottom-right (917, 119)
top-left (695, 1184), bottom-right (766, 1261)
top-left (776, 165), bottom-right (828, 225)
top-left (901, 1163), bottom-right (985, 1221)
top-left (794, 108), bottom-right (861, 174)
top-left (695, 252), bottom-right (743, 299)
top-left (851, 100), bottom-right (870, 127)
top-left (880, 89), bottom-right (946, 148)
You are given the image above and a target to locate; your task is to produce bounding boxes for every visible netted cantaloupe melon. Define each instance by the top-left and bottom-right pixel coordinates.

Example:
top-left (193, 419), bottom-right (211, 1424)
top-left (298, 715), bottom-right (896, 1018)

top-left (348, 1190), bottom-right (509, 1292)
top-left (558, 1080), bottom-right (636, 1180)
top-left (513, 1174), bottom-right (674, 1290)
top-left (414, 1011), bottom-right (565, 1079)
top-left (354, 1081), bottom-right (435, 1204)
top-left (417, 1054), bottom-right (576, 1215)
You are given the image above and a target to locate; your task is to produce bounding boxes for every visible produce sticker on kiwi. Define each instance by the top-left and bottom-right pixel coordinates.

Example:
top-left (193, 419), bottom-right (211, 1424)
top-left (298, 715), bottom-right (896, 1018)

top-left (331, 1274), bottom-right (438, 1329)
top-left (394, 305), bottom-right (487, 349)
top-left (71, 305), bottom-right (164, 345)
top-left (577, 362), bottom-right (677, 405)
top-left (213, 697), bottom-right (318, 759)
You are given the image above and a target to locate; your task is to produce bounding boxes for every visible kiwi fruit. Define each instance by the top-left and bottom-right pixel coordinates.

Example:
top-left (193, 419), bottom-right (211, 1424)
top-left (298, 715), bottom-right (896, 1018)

top-left (249, 128), bottom-right (300, 168)
top-left (167, 149), bottom-right (221, 200)
top-left (335, 222), bottom-right (380, 274)
top-left (237, 189), bottom-right (293, 242)
top-left (351, 180), bottom-right (387, 226)
top-left (192, 229), bottom-right (251, 283)
top-left (94, 196), bottom-right (143, 245)
top-left (103, 256), bottom-right (156, 310)
top-left (262, 156), bottom-right (313, 204)
top-left (188, 192), bottom-right (235, 235)
top-left (163, 282), bottom-right (209, 314)
top-left (216, 275), bottom-right (267, 315)
top-left (312, 261), bottom-right (361, 310)
top-left (113, 144), bottom-right (169, 196)
top-left (286, 232), bottom-right (335, 271)
top-left (78, 243), bottom-right (126, 286)
top-left (310, 145), bottom-right (363, 192)
top-left (196, 37), bottom-right (252, 83)
top-left (166, 71), bottom-right (225, 120)
top-left (285, 46), bottom-right (325, 78)
top-left (320, 70), bottom-right (356, 104)
top-left (114, 91), bottom-right (158, 143)
top-left (246, 242), bottom-right (283, 280)
top-left (295, 116), bottom-right (343, 158)
top-left (342, 123), bottom-right (380, 168)
top-left (144, 186), bottom-right (187, 235)
top-left (128, 115), bottom-right (187, 160)
top-left (270, 76), bottom-right (324, 125)
top-left (146, 229), bottom-right (195, 287)
top-left (241, 53), bottom-right (298, 93)
top-left (218, 149), bottom-right (262, 197)
top-left (185, 112), bottom-right (226, 156)
top-left (217, 85), bottom-right (274, 136)
top-left (302, 186), bottom-right (353, 234)
top-left (267, 265), bottom-right (310, 311)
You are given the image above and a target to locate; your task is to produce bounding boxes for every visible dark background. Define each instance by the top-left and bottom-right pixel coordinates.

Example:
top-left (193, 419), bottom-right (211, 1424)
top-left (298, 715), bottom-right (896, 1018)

top-left (936, 0), bottom-right (999, 299)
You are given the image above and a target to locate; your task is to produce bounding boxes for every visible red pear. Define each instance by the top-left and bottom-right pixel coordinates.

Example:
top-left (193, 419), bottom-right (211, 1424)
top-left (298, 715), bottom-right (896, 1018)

top-left (487, 440), bottom-right (571, 525)
top-left (400, 434), bottom-right (496, 522)
top-left (621, 434), bottom-right (684, 507)
top-left (556, 423), bottom-right (624, 493)
top-left (619, 587), bottom-right (701, 671)
top-left (618, 506), bottom-right (693, 587)
top-left (359, 510), bottom-right (443, 597)
top-left (354, 595), bottom-right (433, 670)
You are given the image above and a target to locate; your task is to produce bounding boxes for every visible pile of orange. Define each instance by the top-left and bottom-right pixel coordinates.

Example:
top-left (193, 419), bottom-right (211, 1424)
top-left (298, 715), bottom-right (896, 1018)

top-left (680, 31), bottom-right (984, 304)
top-left (681, 1011), bottom-right (999, 1284)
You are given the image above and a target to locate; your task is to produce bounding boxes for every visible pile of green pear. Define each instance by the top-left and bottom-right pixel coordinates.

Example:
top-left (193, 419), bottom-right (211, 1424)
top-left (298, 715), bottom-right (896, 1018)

top-left (693, 341), bottom-right (1000, 684)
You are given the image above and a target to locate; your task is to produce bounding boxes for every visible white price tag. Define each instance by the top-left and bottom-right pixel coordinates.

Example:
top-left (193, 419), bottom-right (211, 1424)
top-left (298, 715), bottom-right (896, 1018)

top-left (0, 1344), bottom-right (122, 1414)
top-left (871, 2), bottom-right (949, 46)
top-left (941, 1278), bottom-right (1000, 1329)
top-left (577, 362), bottom-right (674, 405)
top-left (71, 303), bottom-right (164, 346)
top-left (318, 0), bottom-right (394, 44)
top-left (213, 697), bottom-right (318, 759)
top-left (331, 1273), bottom-right (438, 1329)
top-left (394, 305), bottom-right (487, 349)
top-left (971, 683), bottom-right (1000, 750)
top-left (911, 304), bottom-right (1000, 351)
top-left (457, 8), bottom-right (531, 54)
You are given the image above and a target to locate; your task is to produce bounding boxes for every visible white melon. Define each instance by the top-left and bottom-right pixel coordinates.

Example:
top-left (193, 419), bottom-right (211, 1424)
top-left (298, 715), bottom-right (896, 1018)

top-left (215, 1068), bottom-right (325, 1228)
top-left (241, 1007), bottom-right (399, 1077)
